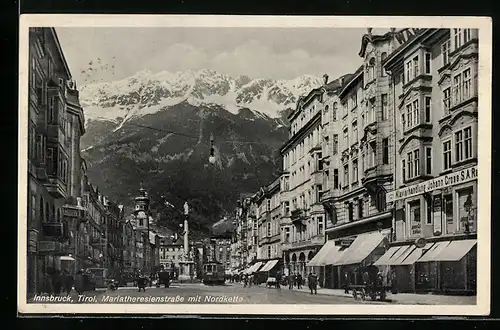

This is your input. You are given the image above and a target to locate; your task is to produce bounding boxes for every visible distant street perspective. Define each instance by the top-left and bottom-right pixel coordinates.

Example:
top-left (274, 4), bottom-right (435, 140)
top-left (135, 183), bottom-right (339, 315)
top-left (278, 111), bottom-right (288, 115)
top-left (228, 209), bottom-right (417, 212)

top-left (26, 26), bottom-right (478, 306)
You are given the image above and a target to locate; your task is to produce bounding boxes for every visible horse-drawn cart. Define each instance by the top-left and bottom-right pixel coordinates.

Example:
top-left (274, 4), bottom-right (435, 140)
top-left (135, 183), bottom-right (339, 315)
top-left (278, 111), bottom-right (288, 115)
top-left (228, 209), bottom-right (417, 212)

top-left (350, 283), bottom-right (389, 301)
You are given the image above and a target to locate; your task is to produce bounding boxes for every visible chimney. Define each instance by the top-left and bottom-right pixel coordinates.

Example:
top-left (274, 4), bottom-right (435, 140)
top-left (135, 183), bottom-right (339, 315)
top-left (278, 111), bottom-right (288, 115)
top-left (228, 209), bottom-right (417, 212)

top-left (322, 74), bottom-right (329, 85)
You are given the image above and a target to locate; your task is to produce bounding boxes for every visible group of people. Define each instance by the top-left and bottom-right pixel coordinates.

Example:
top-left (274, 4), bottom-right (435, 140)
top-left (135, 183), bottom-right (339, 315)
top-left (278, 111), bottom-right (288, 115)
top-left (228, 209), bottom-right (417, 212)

top-left (38, 268), bottom-right (97, 295)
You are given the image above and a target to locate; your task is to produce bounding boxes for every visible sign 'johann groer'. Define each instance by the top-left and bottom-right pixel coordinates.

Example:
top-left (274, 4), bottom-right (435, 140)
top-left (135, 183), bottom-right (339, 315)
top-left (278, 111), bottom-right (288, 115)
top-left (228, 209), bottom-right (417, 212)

top-left (387, 165), bottom-right (478, 203)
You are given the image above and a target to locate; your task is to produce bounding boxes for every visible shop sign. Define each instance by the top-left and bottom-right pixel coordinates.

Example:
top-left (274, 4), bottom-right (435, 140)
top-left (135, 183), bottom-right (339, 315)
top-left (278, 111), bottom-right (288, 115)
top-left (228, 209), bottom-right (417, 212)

top-left (432, 195), bottom-right (443, 235)
top-left (387, 165), bottom-right (478, 203)
top-left (38, 241), bottom-right (56, 252)
top-left (340, 238), bottom-right (355, 247)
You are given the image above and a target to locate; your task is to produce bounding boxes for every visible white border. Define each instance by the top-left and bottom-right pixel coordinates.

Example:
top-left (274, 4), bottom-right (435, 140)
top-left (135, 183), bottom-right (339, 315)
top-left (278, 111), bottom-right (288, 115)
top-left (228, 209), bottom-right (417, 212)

top-left (18, 15), bottom-right (492, 315)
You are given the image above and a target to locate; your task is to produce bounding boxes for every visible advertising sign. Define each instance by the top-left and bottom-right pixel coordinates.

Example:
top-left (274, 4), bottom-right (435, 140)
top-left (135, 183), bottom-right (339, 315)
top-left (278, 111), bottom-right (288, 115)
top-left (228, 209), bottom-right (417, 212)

top-left (387, 165), bottom-right (477, 203)
top-left (432, 195), bottom-right (443, 235)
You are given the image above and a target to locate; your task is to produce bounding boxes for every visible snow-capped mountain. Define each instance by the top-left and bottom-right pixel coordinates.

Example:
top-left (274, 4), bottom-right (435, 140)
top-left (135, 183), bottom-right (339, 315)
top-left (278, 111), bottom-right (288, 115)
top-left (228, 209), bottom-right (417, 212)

top-left (79, 69), bottom-right (322, 125)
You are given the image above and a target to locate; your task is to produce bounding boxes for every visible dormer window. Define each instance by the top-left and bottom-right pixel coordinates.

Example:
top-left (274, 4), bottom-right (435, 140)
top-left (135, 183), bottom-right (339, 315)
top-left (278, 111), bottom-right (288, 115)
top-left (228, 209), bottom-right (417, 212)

top-left (367, 57), bottom-right (376, 82)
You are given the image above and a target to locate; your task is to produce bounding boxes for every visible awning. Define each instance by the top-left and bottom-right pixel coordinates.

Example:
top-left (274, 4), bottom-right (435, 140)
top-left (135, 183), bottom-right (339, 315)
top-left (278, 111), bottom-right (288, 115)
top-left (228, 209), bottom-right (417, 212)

top-left (245, 261), bottom-right (263, 274)
top-left (417, 241), bottom-right (451, 262)
top-left (323, 245), bottom-right (346, 265)
top-left (432, 239), bottom-right (477, 262)
top-left (306, 240), bottom-right (337, 266)
top-left (260, 259), bottom-right (279, 272)
top-left (60, 255), bottom-right (75, 261)
top-left (373, 246), bottom-right (405, 266)
top-left (333, 231), bottom-right (387, 266)
top-left (396, 243), bottom-right (435, 265)
top-left (391, 245), bottom-right (417, 265)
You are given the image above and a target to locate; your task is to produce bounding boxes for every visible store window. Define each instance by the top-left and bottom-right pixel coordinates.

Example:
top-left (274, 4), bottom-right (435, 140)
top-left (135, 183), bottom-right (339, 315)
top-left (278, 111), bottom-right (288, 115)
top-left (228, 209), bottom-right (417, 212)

top-left (409, 200), bottom-right (421, 236)
top-left (444, 194), bottom-right (454, 233)
top-left (458, 187), bottom-right (475, 233)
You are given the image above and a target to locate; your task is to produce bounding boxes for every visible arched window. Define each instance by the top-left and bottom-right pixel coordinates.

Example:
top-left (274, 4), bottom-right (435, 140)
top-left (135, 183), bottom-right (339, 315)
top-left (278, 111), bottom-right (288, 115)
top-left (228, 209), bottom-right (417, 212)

top-left (381, 52), bottom-right (388, 76)
top-left (332, 102), bottom-right (338, 121)
top-left (57, 208), bottom-right (61, 222)
top-left (324, 104), bottom-right (329, 113)
top-left (368, 57), bottom-right (376, 81)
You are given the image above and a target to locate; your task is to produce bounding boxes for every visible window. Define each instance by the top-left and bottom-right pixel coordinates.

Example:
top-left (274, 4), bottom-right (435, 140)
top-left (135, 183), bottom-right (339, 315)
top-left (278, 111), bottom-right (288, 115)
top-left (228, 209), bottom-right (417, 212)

top-left (453, 126), bottom-right (475, 164)
top-left (442, 39), bottom-right (451, 66)
top-left (267, 222), bottom-right (271, 236)
top-left (425, 96), bottom-right (432, 123)
top-left (425, 147), bottom-right (432, 175)
top-left (464, 126), bottom-right (473, 159)
top-left (453, 73), bottom-right (463, 105)
top-left (30, 193), bottom-right (36, 223)
top-left (332, 102), bottom-right (337, 121)
top-left (405, 55), bottom-right (419, 82)
top-left (352, 120), bottom-right (358, 143)
top-left (343, 127), bottom-right (348, 146)
top-left (454, 28), bottom-right (463, 49)
top-left (333, 169), bottom-right (339, 189)
top-left (350, 93), bottom-right (357, 110)
top-left (367, 57), bottom-right (376, 82)
top-left (369, 98), bottom-right (376, 123)
top-left (47, 147), bottom-right (57, 175)
top-left (381, 52), bottom-right (387, 76)
top-left (424, 53), bottom-right (431, 74)
top-left (324, 104), bottom-right (329, 114)
top-left (409, 200), bottom-right (421, 235)
top-left (333, 134), bottom-right (338, 155)
top-left (267, 246), bottom-right (271, 258)
top-left (358, 197), bottom-right (364, 219)
top-left (267, 200), bottom-right (271, 211)
top-left (381, 94), bottom-right (388, 120)
top-left (463, 29), bottom-right (471, 43)
top-left (414, 149), bottom-right (420, 177)
top-left (406, 99), bottom-right (420, 129)
top-left (317, 216), bottom-right (324, 235)
top-left (463, 68), bottom-right (472, 100)
top-left (343, 164), bottom-right (349, 187)
top-left (443, 87), bottom-right (451, 111)
top-left (401, 113), bottom-right (406, 131)
top-left (382, 138), bottom-right (389, 164)
top-left (352, 159), bottom-right (358, 183)
top-left (347, 202), bottom-right (353, 222)
top-left (369, 142), bottom-right (376, 168)
top-left (444, 194), bottom-right (453, 223)
top-left (407, 152), bottom-right (413, 179)
top-left (455, 130), bottom-right (464, 162)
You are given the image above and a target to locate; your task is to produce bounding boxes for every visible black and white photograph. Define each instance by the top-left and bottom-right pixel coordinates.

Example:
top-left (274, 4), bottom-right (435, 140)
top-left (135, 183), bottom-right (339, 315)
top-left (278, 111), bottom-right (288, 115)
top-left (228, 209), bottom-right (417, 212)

top-left (18, 15), bottom-right (491, 315)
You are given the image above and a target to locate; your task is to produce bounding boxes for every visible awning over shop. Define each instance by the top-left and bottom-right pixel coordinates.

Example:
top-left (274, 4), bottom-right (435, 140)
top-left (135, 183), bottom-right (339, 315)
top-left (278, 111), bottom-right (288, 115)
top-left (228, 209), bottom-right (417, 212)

top-left (245, 261), bottom-right (263, 274)
top-left (260, 259), bottom-right (279, 272)
top-left (396, 243), bottom-right (435, 265)
top-left (391, 245), bottom-right (417, 265)
top-left (60, 255), bottom-right (76, 261)
top-left (430, 239), bottom-right (477, 262)
top-left (417, 241), bottom-right (451, 262)
top-left (333, 231), bottom-right (387, 266)
top-left (373, 246), bottom-right (404, 266)
top-left (306, 240), bottom-right (337, 266)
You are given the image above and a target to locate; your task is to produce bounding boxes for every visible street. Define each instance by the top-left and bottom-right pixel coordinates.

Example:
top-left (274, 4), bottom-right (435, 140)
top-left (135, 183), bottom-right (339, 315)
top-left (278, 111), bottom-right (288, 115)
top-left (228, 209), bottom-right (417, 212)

top-left (66, 282), bottom-right (384, 304)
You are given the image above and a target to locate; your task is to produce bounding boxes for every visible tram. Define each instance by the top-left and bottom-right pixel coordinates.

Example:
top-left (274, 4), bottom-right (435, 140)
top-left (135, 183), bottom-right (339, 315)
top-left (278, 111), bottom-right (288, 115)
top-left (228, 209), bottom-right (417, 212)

top-left (202, 261), bottom-right (225, 285)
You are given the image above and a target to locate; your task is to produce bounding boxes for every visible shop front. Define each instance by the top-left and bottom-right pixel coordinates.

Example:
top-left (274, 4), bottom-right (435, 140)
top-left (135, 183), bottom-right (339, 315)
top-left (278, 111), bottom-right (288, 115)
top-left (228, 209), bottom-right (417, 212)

top-left (386, 164), bottom-right (478, 294)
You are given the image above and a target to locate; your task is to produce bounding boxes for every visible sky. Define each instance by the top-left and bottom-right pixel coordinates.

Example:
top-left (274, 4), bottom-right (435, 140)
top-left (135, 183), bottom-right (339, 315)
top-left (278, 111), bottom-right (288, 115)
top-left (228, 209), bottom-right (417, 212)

top-left (56, 27), bottom-right (390, 85)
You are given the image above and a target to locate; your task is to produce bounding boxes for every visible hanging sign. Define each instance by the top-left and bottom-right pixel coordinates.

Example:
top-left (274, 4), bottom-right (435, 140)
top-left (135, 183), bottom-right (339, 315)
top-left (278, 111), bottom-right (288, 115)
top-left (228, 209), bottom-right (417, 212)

top-left (432, 195), bottom-right (443, 235)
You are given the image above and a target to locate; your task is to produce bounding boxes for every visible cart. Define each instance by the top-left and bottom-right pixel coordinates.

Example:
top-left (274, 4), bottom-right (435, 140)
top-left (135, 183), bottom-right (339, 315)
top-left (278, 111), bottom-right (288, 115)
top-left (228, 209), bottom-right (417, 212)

top-left (350, 283), bottom-right (389, 301)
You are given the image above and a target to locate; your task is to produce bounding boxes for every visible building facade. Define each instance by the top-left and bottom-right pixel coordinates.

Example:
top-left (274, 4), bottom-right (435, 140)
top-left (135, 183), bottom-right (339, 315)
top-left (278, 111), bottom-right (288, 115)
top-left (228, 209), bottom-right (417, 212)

top-left (257, 178), bottom-right (281, 263)
top-left (381, 28), bottom-right (478, 294)
top-left (159, 236), bottom-right (184, 277)
top-left (280, 83), bottom-right (327, 280)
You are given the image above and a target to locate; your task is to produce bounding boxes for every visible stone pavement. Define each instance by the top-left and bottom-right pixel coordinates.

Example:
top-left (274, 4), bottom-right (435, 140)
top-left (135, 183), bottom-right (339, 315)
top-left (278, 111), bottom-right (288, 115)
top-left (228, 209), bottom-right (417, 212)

top-left (287, 286), bottom-right (476, 305)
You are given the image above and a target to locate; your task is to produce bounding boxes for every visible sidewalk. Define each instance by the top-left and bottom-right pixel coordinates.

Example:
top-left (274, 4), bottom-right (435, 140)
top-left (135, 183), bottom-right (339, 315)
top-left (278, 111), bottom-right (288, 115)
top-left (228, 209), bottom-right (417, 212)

top-left (288, 286), bottom-right (476, 305)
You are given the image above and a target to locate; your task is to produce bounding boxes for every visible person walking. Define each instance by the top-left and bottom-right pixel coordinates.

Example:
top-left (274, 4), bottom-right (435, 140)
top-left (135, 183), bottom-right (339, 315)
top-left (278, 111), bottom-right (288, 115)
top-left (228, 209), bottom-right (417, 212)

top-left (343, 271), bottom-right (350, 294)
top-left (288, 273), bottom-right (295, 289)
top-left (308, 272), bottom-right (318, 295)
top-left (296, 273), bottom-right (303, 289)
top-left (62, 269), bottom-right (74, 295)
top-left (275, 272), bottom-right (281, 289)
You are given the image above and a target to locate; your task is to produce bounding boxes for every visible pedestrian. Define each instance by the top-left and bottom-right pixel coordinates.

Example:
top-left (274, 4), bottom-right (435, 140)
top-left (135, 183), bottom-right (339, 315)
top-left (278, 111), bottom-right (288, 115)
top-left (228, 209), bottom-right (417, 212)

top-left (391, 269), bottom-right (398, 294)
top-left (311, 271), bottom-right (318, 295)
top-left (74, 269), bottom-right (85, 295)
top-left (275, 272), bottom-right (281, 289)
top-left (343, 271), bottom-right (349, 294)
top-left (307, 272), bottom-right (314, 295)
top-left (296, 273), bottom-right (302, 289)
top-left (63, 269), bottom-right (74, 295)
top-left (362, 269), bottom-right (370, 286)
top-left (288, 273), bottom-right (294, 289)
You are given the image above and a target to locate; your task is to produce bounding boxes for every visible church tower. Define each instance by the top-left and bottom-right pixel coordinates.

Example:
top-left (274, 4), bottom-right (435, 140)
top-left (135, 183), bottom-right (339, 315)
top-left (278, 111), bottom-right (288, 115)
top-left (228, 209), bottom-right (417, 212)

top-left (134, 182), bottom-right (150, 232)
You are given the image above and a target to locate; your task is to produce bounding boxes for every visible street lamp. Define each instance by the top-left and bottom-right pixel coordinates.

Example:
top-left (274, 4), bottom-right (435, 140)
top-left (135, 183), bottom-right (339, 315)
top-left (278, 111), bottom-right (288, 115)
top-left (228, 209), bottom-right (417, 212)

top-left (208, 133), bottom-right (216, 164)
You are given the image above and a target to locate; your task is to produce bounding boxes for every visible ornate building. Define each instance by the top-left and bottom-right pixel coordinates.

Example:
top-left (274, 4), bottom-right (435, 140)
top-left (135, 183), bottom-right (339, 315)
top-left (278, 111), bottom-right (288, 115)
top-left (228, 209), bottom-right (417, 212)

top-left (380, 28), bottom-right (478, 294)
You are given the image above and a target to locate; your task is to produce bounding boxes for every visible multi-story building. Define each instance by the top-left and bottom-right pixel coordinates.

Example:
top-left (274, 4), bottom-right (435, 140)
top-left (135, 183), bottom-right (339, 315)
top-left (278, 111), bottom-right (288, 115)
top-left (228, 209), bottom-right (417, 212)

top-left (131, 183), bottom-right (153, 275)
top-left (379, 28), bottom-right (478, 294)
top-left (159, 236), bottom-right (184, 277)
top-left (83, 183), bottom-right (108, 269)
top-left (280, 81), bottom-right (327, 280)
top-left (244, 196), bottom-right (259, 265)
top-left (27, 27), bottom-right (79, 295)
top-left (104, 199), bottom-right (124, 277)
top-left (255, 178), bottom-right (282, 276)
top-left (311, 29), bottom-right (400, 289)
top-left (122, 219), bottom-right (136, 278)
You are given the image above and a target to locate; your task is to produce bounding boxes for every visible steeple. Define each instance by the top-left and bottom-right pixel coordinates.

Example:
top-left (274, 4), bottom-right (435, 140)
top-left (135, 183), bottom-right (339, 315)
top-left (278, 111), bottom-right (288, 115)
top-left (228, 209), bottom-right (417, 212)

top-left (134, 182), bottom-right (150, 231)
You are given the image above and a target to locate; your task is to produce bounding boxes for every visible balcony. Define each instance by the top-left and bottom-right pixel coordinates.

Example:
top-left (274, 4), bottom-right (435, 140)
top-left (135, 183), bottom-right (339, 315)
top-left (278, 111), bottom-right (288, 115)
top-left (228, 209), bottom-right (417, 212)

top-left (41, 222), bottom-right (64, 238)
top-left (281, 242), bottom-right (292, 251)
top-left (47, 123), bottom-right (67, 147)
top-left (35, 164), bottom-right (48, 181)
top-left (45, 175), bottom-right (67, 199)
top-left (290, 209), bottom-right (306, 225)
top-left (38, 241), bottom-right (65, 255)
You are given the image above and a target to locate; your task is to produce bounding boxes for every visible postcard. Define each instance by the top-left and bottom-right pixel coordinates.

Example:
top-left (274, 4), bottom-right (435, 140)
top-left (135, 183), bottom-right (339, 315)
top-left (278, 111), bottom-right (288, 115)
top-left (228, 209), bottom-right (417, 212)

top-left (18, 14), bottom-right (492, 316)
